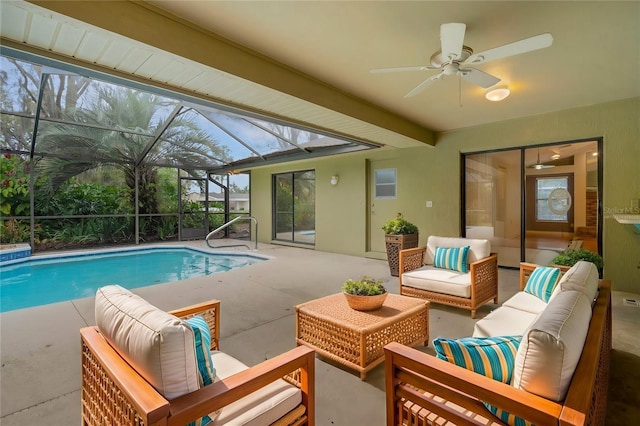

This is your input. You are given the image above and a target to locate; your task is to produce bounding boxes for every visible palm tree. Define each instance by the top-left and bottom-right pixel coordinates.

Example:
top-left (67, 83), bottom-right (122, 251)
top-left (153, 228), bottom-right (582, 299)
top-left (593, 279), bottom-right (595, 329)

top-left (2, 57), bottom-right (234, 241)
top-left (34, 83), bottom-right (230, 217)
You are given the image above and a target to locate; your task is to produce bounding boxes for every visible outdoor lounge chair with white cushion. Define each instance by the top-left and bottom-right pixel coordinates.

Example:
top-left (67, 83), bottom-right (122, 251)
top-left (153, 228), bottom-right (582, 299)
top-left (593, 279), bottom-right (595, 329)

top-left (398, 236), bottom-right (498, 318)
top-left (81, 285), bottom-right (315, 426)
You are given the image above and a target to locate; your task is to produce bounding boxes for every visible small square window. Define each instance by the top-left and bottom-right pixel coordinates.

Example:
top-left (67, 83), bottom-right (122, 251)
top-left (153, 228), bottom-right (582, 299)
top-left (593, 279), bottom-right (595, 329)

top-left (375, 168), bottom-right (396, 199)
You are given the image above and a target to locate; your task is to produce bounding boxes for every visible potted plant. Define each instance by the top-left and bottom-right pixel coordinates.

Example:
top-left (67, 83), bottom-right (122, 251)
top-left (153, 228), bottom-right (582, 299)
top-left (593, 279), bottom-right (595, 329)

top-left (551, 247), bottom-right (604, 277)
top-left (382, 213), bottom-right (419, 277)
top-left (342, 276), bottom-right (387, 311)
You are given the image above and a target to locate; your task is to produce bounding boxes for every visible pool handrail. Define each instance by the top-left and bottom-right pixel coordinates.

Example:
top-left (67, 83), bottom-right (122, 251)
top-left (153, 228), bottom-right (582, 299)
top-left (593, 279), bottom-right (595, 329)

top-left (205, 216), bottom-right (258, 250)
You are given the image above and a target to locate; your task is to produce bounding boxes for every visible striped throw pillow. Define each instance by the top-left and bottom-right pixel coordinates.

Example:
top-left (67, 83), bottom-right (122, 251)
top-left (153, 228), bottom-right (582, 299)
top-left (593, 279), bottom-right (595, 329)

top-left (485, 405), bottom-right (532, 426)
top-left (524, 266), bottom-right (561, 302)
top-left (433, 335), bottom-right (531, 426)
top-left (186, 316), bottom-right (219, 426)
top-left (433, 246), bottom-right (470, 273)
top-left (433, 335), bottom-right (521, 383)
top-left (186, 316), bottom-right (216, 385)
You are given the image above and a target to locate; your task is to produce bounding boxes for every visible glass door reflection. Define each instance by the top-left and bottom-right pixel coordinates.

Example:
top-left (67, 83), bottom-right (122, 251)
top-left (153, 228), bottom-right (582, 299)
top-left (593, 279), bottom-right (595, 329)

top-left (465, 150), bottom-right (522, 268)
top-left (464, 140), bottom-right (600, 268)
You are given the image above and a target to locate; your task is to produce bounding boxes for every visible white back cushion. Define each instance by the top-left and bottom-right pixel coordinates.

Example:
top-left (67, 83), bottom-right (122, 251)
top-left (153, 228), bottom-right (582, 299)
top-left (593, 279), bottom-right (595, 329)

top-left (512, 290), bottom-right (591, 401)
top-left (95, 285), bottom-right (199, 400)
top-left (550, 261), bottom-right (599, 302)
top-left (426, 236), bottom-right (490, 265)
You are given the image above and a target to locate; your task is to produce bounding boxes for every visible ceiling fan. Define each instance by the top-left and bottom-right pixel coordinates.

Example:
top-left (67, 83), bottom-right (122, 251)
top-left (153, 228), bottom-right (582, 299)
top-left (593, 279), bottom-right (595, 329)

top-left (528, 148), bottom-right (555, 170)
top-left (370, 23), bottom-right (553, 98)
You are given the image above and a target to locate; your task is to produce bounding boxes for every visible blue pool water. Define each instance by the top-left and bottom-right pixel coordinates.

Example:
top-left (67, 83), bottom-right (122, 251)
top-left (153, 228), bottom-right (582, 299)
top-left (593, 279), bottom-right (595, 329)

top-left (0, 247), bottom-right (265, 312)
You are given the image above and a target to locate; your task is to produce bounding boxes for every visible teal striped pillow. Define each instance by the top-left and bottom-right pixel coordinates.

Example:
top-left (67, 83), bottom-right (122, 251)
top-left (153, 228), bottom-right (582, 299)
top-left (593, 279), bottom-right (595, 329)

top-left (433, 246), bottom-right (470, 273)
top-left (433, 335), bottom-right (521, 383)
top-left (186, 316), bottom-right (216, 386)
top-left (485, 405), bottom-right (532, 426)
top-left (524, 266), bottom-right (561, 302)
top-left (186, 316), bottom-right (218, 426)
top-left (433, 335), bottom-right (531, 426)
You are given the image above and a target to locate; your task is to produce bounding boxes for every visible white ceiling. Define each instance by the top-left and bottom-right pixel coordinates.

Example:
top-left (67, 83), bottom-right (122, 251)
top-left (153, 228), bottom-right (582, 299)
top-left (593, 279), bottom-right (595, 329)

top-left (146, 0), bottom-right (640, 131)
top-left (2, 1), bottom-right (639, 150)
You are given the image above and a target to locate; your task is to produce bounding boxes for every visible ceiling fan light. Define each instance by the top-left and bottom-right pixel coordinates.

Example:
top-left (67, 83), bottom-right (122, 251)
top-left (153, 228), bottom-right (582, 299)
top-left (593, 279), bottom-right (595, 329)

top-left (528, 147), bottom-right (556, 169)
top-left (485, 86), bottom-right (510, 101)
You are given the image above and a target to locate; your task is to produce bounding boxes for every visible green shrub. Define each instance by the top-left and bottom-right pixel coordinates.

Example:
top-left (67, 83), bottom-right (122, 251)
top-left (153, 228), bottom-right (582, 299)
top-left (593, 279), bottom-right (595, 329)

top-left (552, 247), bottom-right (604, 271)
top-left (382, 213), bottom-right (418, 235)
top-left (0, 219), bottom-right (32, 244)
top-left (341, 276), bottom-right (386, 296)
top-left (0, 154), bottom-right (30, 217)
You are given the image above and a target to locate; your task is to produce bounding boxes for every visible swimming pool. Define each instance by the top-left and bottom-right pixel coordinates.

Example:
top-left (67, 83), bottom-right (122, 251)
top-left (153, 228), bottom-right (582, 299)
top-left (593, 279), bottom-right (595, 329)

top-left (0, 246), bottom-right (266, 312)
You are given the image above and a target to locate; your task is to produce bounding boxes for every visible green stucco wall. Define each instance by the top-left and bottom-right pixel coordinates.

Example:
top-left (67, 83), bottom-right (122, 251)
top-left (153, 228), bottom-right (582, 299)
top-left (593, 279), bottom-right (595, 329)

top-left (250, 97), bottom-right (640, 293)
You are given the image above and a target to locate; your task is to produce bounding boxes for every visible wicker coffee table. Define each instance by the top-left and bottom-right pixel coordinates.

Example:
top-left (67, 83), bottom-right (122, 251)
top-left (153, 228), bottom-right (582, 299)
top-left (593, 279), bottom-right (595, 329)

top-left (295, 293), bottom-right (429, 380)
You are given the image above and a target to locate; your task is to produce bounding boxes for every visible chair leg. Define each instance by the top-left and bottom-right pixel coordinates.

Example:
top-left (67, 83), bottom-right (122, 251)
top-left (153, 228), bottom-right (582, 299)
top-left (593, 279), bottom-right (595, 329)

top-left (470, 309), bottom-right (476, 319)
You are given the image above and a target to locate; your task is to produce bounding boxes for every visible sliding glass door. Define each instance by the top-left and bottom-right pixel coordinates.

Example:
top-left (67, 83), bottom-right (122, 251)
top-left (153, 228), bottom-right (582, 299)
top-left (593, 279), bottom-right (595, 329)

top-left (465, 150), bottom-right (522, 267)
top-left (464, 140), bottom-right (601, 268)
top-left (273, 170), bottom-right (316, 245)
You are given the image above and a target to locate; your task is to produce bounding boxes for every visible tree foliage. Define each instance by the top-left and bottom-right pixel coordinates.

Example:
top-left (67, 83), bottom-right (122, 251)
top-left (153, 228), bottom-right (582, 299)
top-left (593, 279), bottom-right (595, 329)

top-left (0, 154), bottom-right (30, 216)
top-left (0, 56), bottom-right (248, 247)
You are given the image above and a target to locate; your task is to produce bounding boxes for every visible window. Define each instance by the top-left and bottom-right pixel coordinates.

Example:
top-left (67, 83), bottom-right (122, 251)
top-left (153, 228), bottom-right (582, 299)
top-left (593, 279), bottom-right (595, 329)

top-left (273, 170), bottom-right (315, 245)
top-left (375, 168), bottom-right (396, 199)
top-left (536, 176), bottom-right (570, 222)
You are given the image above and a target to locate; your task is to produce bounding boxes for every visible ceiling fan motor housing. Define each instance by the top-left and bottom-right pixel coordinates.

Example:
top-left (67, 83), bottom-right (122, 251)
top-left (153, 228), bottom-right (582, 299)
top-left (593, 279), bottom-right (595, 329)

top-left (430, 46), bottom-right (474, 67)
top-left (443, 63), bottom-right (459, 75)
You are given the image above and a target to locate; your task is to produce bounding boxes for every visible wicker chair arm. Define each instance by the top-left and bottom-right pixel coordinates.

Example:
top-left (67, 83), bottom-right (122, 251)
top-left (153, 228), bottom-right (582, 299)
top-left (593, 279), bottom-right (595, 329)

top-left (167, 345), bottom-right (315, 426)
top-left (469, 253), bottom-right (498, 299)
top-left (169, 300), bottom-right (221, 351)
top-left (519, 262), bottom-right (539, 291)
top-left (399, 246), bottom-right (426, 273)
top-left (384, 341), bottom-right (563, 426)
top-left (80, 327), bottom-right (171, 425)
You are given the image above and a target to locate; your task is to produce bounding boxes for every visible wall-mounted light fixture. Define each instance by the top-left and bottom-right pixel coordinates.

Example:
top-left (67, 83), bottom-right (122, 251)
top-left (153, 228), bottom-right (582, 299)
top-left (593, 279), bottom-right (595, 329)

top-left (330, 175), bottom-right (339, 186)
top-left (485, 85), bottom-right (510, 102)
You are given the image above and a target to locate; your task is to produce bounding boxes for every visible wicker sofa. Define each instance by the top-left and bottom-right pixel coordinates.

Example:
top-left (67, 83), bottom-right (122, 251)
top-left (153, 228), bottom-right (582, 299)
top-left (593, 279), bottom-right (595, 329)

top-left (399, 236), bottom-right (498, 318)
top-left (81, 285), bottom-right (315, 426)
top-left (384, 261), bottom-right (611, 426)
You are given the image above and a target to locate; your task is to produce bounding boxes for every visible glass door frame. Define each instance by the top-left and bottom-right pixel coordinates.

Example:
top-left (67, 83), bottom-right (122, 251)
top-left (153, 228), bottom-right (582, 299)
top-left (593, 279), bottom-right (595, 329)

top-left (461, 137), bottom-right (603, 267)
top-left (271, 169), bottom-right (316, 246)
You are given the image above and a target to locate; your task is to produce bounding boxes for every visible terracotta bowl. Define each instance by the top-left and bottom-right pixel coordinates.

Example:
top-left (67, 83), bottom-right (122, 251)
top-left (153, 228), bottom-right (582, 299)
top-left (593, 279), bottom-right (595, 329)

top-left (343, 292), bottom-right (388, 311)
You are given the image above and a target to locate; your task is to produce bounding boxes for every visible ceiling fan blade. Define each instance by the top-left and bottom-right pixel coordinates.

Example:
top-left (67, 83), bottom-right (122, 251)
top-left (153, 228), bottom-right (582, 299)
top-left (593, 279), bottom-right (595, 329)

top-left (404, 73), bottom-right (443, 98)
top-left (465, 33), bottom-right (553, 65)
top-left (370, 65), bottom-right (437, 74)
top-left (441, 23), bottom-right (466, 61)
top-left (461, 68), bottom-right (501, 88)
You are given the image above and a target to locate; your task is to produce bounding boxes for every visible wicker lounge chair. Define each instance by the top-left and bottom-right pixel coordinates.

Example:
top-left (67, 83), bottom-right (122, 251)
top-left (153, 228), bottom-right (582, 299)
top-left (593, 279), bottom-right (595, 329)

top-left (399, 236), bottom-right (498, 318)
top-left (81, 287), bottom-right (315, 426)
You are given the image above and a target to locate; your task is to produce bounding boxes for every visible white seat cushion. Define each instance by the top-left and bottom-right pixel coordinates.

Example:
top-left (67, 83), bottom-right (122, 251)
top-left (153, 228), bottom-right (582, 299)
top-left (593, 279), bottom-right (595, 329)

top-left (402, 265), bottom-right (471, 298)
top-left (472, 306), bottom-right (538, 337)
top-left (211, 352), bottom-right (302, 426)
top-left (513, 290), bottom-right (592, 401)
top-left (426, 236), bottom-right (491, 265)
top-left (550, 261), bottom-right (599, 303)
top-left (501, 291), bottom-right (548, 315)
top-left (95, 285), bottom-right (199, 400)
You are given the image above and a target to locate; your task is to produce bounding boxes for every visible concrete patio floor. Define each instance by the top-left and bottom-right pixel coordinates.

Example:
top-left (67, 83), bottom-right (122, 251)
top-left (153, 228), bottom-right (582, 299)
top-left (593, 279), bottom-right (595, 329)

top-left (1, 241), bottom-right (638, 425)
